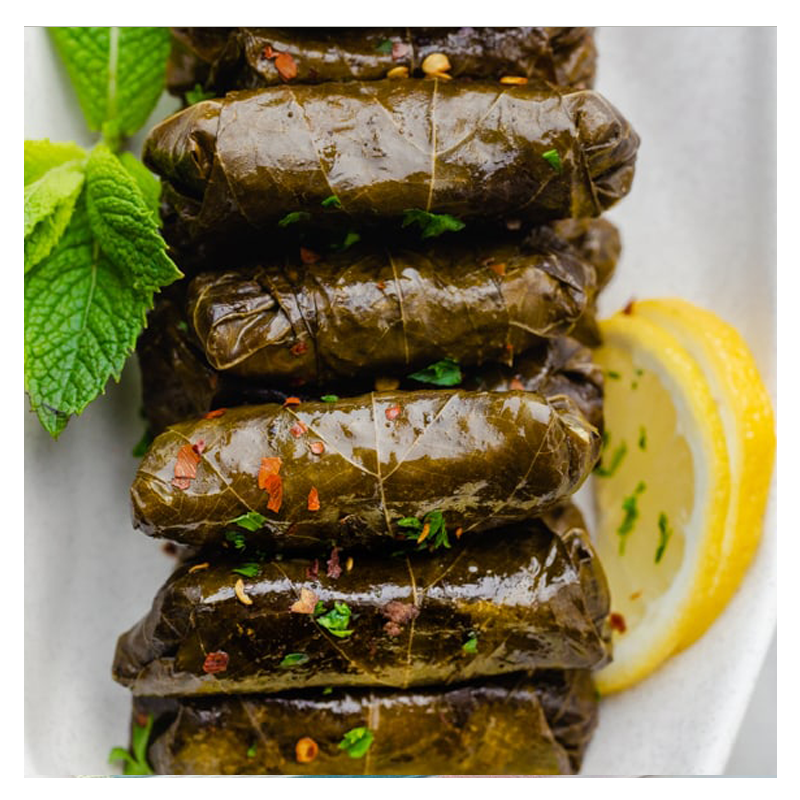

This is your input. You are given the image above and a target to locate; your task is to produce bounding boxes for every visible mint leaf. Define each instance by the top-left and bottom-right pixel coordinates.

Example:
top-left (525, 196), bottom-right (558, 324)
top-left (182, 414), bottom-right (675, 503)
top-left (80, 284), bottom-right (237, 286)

top-left (541, 149), bottom-right (563, 173)
top-left (24, 197), bottom-right (154, 438)
top-left (232, 562), bottom-right (260, 578)
top-left (408, 357), bottom-right (462, 387)
top-left (315, 601), bottom-right (354, 638)
top-left (462, 633), bottom-right (478, 654)
top-left (279, 653), bottom-right (310, 668)
top-left (278, 211), bottom-right (311, 227)
top-left (24, 158), bottom-right (86, 272)
top-left (321, 195), bottom-right (342, 209)
top-left (229, 511), bottom-right (268, 532)
top-left (49, 27), bottom-right (170, 139)
top-left (85, 144), bottom-right (181, 290)
top-left (25, 140), bottom-right (86, 186)
top-left (402, 209), bottom-right (465, 239)
top-left (118, 152), bottom-right (161, 220)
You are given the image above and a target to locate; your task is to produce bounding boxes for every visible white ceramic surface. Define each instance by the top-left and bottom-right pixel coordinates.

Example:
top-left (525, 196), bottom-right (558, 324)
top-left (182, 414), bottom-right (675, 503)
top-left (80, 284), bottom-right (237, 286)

top-left (24, 26), bottom-right (776, 776)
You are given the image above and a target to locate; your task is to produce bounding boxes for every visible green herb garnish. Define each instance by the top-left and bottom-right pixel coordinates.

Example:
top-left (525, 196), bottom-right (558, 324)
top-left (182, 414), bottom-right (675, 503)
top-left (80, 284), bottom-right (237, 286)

top-left (278, 211), bottom-right (312, 227)
top-left (321, 195), bottom-right (342, 209)
top-left (375, 39), bottom-right (393, 55)
top-left (338, 727), bottom-right (375, 759)
top-left (185, 83), bottom-right (216, 105)
top-left (315, 601), bottom-right (354, 638)
top-left (322, 687), bottom-right (334, 695)
top-left (397, 510), bottom-right (451, 551)
top-left (606, 370), bottom-right (621, 380)
top-left (229, 511), bottom-right (268, 532)
top-left (108, 713), bottom-right (155, 775)
top-left (246, 742), bottom-right (257, 759)
top-left (541, 149), bottom-right (563, 173)
top-left (638, 427), bottom-right (647, 451)
top-left (402, 209), bottom-right (466, 239)
top-left (232, 562), bottom-right (260, 578)
top-left (617, 482), bottom-right (646, 555)
top-left (321, 395), bottom-right (339, 403)
top-left (408, 357), bottom-right (462, 387)
top-left (462, 633), bottom-right (478, 654)
top-left (595, 440), bottom-right (628, 478)
top-left (279, 652), bottom-right (310, 668)
top-left (225, 530), bottom-right (247, 551)
top-left (655, 512), bottom-right (672, 564)
top-left (131, 428), bottom-right (154, 458)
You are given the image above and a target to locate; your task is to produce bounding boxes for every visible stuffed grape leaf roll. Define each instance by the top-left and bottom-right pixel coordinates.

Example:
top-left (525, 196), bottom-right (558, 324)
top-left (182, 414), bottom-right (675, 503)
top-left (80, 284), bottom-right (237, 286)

top-left (131, 670), bottom-right (598, 775)
top-left (186, 236), bottom-right (594, 383)
top-left (143, 80), bottom-right (639, 246)
top-left (113, 504), bottom-right (610, 697)
top-left (130, 389), bottom-right (600, 549)
top-left (166, 27), bottom-right (598, 98)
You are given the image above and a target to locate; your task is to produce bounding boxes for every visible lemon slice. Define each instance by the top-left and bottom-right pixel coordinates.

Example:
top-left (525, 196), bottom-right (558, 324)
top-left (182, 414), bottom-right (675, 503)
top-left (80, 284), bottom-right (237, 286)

top-left (592, 311), bottom-right (731, 694)
top-left (633, 299), bottom-right (775, 649)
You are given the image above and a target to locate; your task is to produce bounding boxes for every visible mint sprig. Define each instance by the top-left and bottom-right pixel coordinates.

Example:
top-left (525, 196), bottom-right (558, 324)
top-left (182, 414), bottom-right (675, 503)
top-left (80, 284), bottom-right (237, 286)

top-left (108, 713), bottom-right (155, 776)
top-left (402, 209), bottom-right (465, 239)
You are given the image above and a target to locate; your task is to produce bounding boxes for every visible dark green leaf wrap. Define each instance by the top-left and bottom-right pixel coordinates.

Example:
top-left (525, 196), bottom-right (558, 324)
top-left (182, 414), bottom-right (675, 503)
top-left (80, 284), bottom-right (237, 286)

top-left (129, 389), bottom-right (600, 548)
top-left (143, 80), bottom-right (639, 243)
top-left (113, 504), bottom-right (610, 696)
top-left (133, 670), bottom-right (598, 775)
top-left (186, 237), bottom-right (594, 382)
top-left (166, 27), bottom-right (598, 97)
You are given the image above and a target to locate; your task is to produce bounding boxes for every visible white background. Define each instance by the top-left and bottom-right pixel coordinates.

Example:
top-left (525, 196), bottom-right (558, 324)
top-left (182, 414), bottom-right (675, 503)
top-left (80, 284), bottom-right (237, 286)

top-left (24, 26), bottom-right (776, 776)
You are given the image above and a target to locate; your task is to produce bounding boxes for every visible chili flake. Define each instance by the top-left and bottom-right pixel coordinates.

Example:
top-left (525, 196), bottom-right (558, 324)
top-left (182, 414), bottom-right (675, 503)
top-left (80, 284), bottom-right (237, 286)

top-left (173, 443), bottom-right (201, 489)
top-left (295, 737), bottom-right (319, 764)
top-left (455, 527), bottom-right (464, 540)
top-left (309, 441), bottom-right (325, 455)
top-left (202, 651), bottom-right (229, 674)
top-left (283, 397), bottom-right (302, 407)
top-left (290, 341), bottom-right (309, 356)
top-left (290, 421), bottom-right (308, 438)
top-left (290, 588), bottom-right (319, 614)
top-left (189, 562), bottom-right (210, 573)
top-left (385, 405), bottom-right (401, 421)
top-left (308, 486), bottom-right (321, 512)
top-left (258, 457), bottom-right (283, 488)
top-left (623, 300), bottom-right (636, 315)
top-left (509, 378), bottom-right (525, 391)
top-left (609, 612), bottom-right (627, 634)
top-left (489, 262), bottom-right (507, 277)
top-left (275, 52), bottom-right (298, 82)
top-left (262, 45), bottom-right (275, 60)
top-left (300, 246), bottom-right (321, 264)
top-left (204, 408), bottom-right (226, 419)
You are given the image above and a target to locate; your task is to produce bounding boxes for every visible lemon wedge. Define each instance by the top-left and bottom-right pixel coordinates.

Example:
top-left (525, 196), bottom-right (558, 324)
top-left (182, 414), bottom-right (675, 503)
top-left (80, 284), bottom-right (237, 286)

top-left (633, 299), bottom-right (776, 649)
top-left (592, 310), bottom-right (731, 694)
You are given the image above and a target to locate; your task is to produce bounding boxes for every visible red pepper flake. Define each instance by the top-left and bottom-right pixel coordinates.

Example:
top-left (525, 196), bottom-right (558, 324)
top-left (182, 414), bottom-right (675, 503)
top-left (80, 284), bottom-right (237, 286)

top-left (202, 651), bottom-right (229, 674)
top-left (161, 542), bottom-right (178, 557)
top-left (306, 559), bottom-right (320, 580)
top-left (262, 45), bottom-right (275, 60)
top-left (489, 262), bottom-right (507, 277)
top-left (392, 41), bottom-right (410, 60)
top-left (172, 443), bottom-right (201, 490)
top-left (290, 421), bottom-right (308, 438)
top-left (258, 457), bottom-right (283, 513)
top-left (309, 441), bottom-right (325, 455)
top-left (300, 246), bottom-right (321, 264)
top-left (290, 587), bottom-right (319, 614)
top-left (455, 527), bottom-right (463, 540)
top-left (629, 590), bottom-right (643, 601)
top-left (609, 612), bottom-right (627, 634)
top-left (134, 711), bottom-right (149, 728)
top-left (385, 405), bottom-right (401, 421)
top-left (204, 408), bottom-right (227, 419)
top-left (623, 299), bottom-right (636, 315)
top-left (290, 341), bottom-right (309, 357)
top-left (275, 52), bottom-right (298, 82)
top-left (505, 343), bottom-right (514, 354)
top-left (296, 737), bottom-right (319, 764)
top-left (326, 546), bottom-right (341, 578)
top-left (192, 439), bottom-right (206, 456)
top-left (417, 522), bottom-right (431, 544)
top-left (308, 486), bottom-right (321, 512)
top-left (376, 280), bottom-right (386, 290)
top-left (283, 397), bottom-right (302, 407)
top-left (509, 377), bottom-right (525, 392)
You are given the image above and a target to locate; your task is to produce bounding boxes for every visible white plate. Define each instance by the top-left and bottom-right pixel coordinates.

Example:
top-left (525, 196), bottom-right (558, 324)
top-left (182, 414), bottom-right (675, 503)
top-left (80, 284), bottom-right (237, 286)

top-left (23, 26), bottom-right (776, 776)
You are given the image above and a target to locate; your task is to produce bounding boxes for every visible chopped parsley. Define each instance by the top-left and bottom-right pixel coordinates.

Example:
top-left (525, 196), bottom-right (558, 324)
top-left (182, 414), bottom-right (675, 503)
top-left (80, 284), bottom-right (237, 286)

top-left (655, 512), bottom-right (672, 564)
top-left (397, 510), bottom-right (451, 551)
top-left (321, 195), bottom-right (342, 209)
top-left (279, 652), bottom-right (310, 668)
top-left (225, 530), bottom-right (247, 551)
top-left (232, 562), bottom-right (260, 578)
top-left (595, 440), bottom-right (628, 478)
top-left (541, 148), bottom-right (563, 173)
top-left (338, 727), bottom-right (375, 759)
top-left (278, 211), bottom-right (312, 227)
top-left (402, 209), bottom-right (466, 239)
top-left (617, 482), bottom-right (646, 555)
top-left (321, 395), bottom-right (339, 403)
top-left (229, 511), bottom-right (268, 532)
top-left (462, 633), bottom-right (479, 654)
top-left (375, 39), bottom-right (393, 54)
top-left (315, 601), bottom-right (354, 638)
top-left (638, 426), bottom-right (647, 451)
top-left (408, 357), bottom-right (462, 387)
top-left (108, 714), bottom-right (154, 775)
